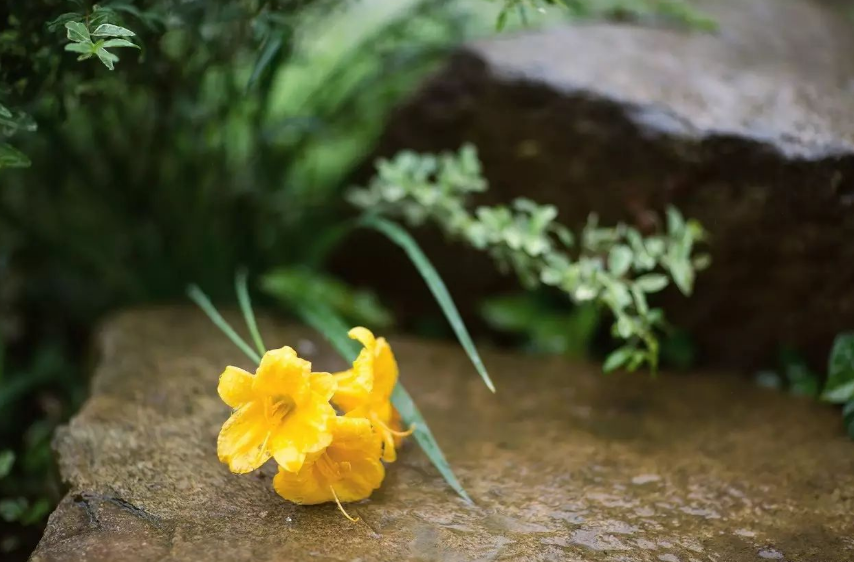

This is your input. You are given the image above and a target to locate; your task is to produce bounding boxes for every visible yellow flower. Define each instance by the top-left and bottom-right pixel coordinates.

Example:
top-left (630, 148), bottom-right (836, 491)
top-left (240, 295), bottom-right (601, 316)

top-left (332, 327), bottom-right (413, 463)
top-left (273, 416), bottom-right (385, 513)
top-left (217, 346), bottom-right (336, 474)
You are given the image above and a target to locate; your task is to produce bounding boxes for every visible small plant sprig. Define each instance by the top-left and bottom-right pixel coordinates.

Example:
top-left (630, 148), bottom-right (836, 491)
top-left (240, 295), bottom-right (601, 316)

top-left (0, 103), bottom-right (36, 169)
top-left (50, 5), bottom-right (141, 71)
top-left (350, 145), bottom-right (710, 373)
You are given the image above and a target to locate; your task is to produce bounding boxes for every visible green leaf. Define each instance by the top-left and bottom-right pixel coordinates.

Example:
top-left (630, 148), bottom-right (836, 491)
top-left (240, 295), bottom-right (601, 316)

top-left (0, 143), bottom-right (31, 169)
top-left (631, 284), bottom-right (648, 315)
top-left (362, 216), bottom-right (496, 393)
top-left (666, 206), bottom-right (685, 235)
top-left (290, 299), bottom-right (471, 502)
top-left (21, 498), bottom-right (51, 525)
top-left (187, 285), bottom-right (261, 364)
top-left (91, 23), bottom-right (136, 37)
top-left (47, 12), bottom-right (83, 32)
top-left (95, 48), bottom-right (119, 70)
top-left (634, 274), bottom-right (669, 294)
top-left (101, 38), bottom-right (139, 49)
top-left (822, 333), bottom-right (854, 403)
top-left (65, 42), bottom-right (94, 54)
top-left (669, 259), bottom-right (694, 295)
top-left (65, 21), bottom-right (90, 43)
top-left (603, 346), bottom-right (634, 373)
top-left (0, 498), bottom-right (27, 523)
top-left (0, 450), bottom-right (14, 479)
top-left (0, 104), bottom-right (11, 119)
top-left (262, 267), bottom-right (393, 329)
top-left (608, 245), bottom-right (633, 276)
top-left (235, 269), bottom-right (266, 358)
top-left (247, 35), bottom-right (284, 92)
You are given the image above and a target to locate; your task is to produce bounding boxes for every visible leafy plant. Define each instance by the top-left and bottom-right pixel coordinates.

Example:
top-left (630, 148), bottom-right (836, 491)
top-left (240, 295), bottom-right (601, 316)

top-left (756, 337), bottom-right (854, 439)
top-left (481, 293), bottom-right (599, 357)
top-left (63, 21), bottom-right (139, 71)
top-left (262, 268), bottom-right (393, 330)
top-left (821, 333), bottom-right (854, 438)
top-left (350, 144), bottom-right (710, 373)
top-left (0, 104), bottom-right (36, 169)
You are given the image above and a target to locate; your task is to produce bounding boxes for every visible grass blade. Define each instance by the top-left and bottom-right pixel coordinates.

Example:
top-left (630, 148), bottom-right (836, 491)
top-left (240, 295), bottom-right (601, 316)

top-left (293, 301), bottom-right (360, 362)
top-left (362, 216), bottom-right (496, 393)
top-left (281, 297), bottom-right (472, 503)
top-left (187, 285), bottom-right (261, 364)
top-left (246, 34), bottom-right (283, 92)
top-left (235, 269), bottom-right (267, 357)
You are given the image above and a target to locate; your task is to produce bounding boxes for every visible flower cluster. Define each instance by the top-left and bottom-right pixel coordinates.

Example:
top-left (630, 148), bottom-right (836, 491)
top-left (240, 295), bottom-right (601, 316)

top-left (216, 327), bottom-right (411, 517)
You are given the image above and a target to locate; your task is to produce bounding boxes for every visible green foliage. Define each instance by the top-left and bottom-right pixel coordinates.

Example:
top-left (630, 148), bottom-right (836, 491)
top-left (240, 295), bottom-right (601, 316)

top-left (822, 333), bottom-right (854, 404)
top-left (755, 349), bottom-right (821, 399)
top-left (0, 103), bottom-right (36, 169)
top-left (350, 145), bottom-right (710, 373)
top-left (756, 338), bottom-right (854, 440)
top-left (496, 0), bottom-right (716, 31)
top-left (63, 20), bottom-right (140, 71)
top-left (821, 333), bottom-right (854, 439)
top-left (482, 293), bottom-right (599, 357)
top-left (262, 268), bottom-right (394, 330)
top-left (0, 452), bottom-right (14, 479)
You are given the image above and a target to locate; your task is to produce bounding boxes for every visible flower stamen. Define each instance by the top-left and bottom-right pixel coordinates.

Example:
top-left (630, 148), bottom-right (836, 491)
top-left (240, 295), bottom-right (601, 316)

top-left (330, 486), bottom-right (359, 523)
top-left (373, 414), bottom-right (415, 437)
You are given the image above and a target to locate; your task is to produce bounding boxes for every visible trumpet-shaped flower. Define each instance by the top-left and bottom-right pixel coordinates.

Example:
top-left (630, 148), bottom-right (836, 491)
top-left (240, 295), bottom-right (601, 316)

top-left (217, 346), bottom-right (336, 474)
top-left (332, 327), bottom-right (412, 462)
top-left (273, 416), bottom-right (385, 510)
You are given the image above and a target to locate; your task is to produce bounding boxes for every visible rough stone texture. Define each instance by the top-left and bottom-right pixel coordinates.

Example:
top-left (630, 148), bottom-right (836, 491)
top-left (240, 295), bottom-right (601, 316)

top-left (33, 308), bottom-right (854, 561)
top-left (340, 0), bottom-right (854, 370)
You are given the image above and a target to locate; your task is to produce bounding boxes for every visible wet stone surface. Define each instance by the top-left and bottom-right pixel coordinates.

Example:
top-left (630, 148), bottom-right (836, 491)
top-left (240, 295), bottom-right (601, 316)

top-left (33, 309), bottom-right (854, 561)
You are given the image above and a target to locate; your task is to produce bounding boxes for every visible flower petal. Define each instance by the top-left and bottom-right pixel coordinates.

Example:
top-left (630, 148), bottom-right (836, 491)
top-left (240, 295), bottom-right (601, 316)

top-left (272, 445), bottom-right (307, 473)
top-left (273, 415), bottom-right (385, 505)
top-left (310, 372), bottom-right (337, 402)
top-left (331, 328), bottom-right (377, 412)
top-left (273, 464), bottom-right (333, 505)
top-left (271, 399), bottom-right (335, 471)
top-left (254, 346), bottom-right (310, 404)
top-left (217, 402), bottom-right (271, 473)
top-left (217, 366), bottom-right (254, 408)
top-left (372, 337), bottom-right (399, 401)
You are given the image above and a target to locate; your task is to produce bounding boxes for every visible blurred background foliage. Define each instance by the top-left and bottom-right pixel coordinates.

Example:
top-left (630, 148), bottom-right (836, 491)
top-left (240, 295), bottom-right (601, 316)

top-left (0, 0), bottom-right (713, 557)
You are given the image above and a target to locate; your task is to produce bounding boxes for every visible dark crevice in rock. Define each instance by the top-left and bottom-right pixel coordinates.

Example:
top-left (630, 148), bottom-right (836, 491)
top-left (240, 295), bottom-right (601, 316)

top-left (72, 492), bottom-right (164, 529)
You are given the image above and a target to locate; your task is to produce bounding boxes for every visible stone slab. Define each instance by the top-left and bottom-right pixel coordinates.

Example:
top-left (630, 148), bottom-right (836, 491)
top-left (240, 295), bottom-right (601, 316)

top-left (341, 0), bottom-right (854, 370)
top-left (31, 308), bottom-right (854, 561)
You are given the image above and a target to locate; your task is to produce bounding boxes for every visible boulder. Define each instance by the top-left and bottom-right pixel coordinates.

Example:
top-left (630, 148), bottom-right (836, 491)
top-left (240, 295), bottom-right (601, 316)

top-left (32, 308), bottom-right (854, 561)
top-left (342, 0), bottom-right (854, 369)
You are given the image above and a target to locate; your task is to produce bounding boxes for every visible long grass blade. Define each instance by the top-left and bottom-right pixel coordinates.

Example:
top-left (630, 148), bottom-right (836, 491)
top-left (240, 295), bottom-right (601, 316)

top-left (235, 269), bottom-right (267, 357)
top-left (187, 285), bottom-right (261, 364)
top-left (246, 34), bottom-right (283, 92)
top-left (281, 297), bottom-right (472, 503)
top-left (361, 216), bottom-right (496, 393)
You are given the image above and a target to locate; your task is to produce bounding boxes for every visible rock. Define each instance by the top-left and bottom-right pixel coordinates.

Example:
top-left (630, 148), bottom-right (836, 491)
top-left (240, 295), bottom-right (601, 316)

top-left (342, 0), bottom-right (854, 369)
top-left (32, 308), bottom-right (854, 561)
